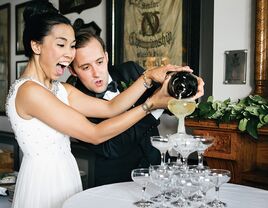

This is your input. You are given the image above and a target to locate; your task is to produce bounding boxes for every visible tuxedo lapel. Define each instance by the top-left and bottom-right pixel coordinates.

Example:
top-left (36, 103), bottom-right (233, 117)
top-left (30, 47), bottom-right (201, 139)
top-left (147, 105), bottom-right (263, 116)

top-left (109, 67), bottom-right (124, 93)
top-left (109, 62), bottom-right (142, 93)
top-left (75, 79), bottom-right (96, 97)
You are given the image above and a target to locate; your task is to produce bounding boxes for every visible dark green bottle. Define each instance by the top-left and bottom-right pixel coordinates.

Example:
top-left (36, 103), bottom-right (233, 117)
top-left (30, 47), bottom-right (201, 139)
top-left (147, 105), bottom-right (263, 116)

top-left (167, 71), bottom-right (198, 99)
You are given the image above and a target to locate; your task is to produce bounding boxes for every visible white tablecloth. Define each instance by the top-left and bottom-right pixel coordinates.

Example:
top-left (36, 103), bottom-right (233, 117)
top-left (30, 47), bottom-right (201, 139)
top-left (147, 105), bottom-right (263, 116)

top-left (62, 182), bottom-right (268, 208)
top-left (0, 196), bottom-right (12, 208)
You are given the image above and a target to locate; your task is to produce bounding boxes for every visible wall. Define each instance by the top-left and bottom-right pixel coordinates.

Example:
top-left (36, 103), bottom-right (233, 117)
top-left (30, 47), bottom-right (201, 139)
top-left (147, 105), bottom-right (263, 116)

top-left (213, 0), bottom-right (255, 101)
top-left (0, 0), bottom-right (255, 134)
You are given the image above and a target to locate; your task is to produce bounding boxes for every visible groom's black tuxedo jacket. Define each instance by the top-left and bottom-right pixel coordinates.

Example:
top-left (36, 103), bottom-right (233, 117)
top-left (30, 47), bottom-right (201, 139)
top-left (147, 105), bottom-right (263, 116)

top-left (69, 61), bottom-right (161, 187)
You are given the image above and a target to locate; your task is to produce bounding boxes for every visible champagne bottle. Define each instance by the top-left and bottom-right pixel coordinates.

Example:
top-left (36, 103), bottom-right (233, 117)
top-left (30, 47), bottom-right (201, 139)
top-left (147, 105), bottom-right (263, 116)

top-left (167, 71), bottom-right (198, 99)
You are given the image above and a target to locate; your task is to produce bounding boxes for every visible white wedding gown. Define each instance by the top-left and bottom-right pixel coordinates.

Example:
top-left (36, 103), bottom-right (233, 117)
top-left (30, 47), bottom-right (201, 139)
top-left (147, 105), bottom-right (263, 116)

top-left (6, 78), bottom-right (82, 208)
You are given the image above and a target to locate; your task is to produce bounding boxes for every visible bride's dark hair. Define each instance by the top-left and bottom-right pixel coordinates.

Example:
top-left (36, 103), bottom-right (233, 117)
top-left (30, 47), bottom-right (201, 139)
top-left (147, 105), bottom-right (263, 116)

top-left (23, 0), bottom-right (72, 58)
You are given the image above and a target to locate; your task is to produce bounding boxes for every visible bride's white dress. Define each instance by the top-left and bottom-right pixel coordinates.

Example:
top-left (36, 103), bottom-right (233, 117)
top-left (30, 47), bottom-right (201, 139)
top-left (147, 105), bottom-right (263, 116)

top-left (6, 78), bottom-right (82, 208)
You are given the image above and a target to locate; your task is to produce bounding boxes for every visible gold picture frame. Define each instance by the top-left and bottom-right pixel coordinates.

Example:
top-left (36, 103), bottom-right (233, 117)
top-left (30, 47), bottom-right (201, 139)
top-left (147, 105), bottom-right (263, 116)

top-left (254, 0), bottom-right (268, 97)
top-left (0, 3), bottom-right (10, 115)
top-left (16, 61), bottom-right (28, 79)
top-left (15, 2), bottom-right (27, 55)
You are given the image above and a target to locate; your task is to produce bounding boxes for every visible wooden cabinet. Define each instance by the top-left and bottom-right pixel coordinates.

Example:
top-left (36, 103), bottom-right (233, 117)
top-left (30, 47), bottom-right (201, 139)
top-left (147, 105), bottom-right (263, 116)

top-left (0, 131), bottom-right (20, 173)
top-left (185, 119), bottom-right (268, 189)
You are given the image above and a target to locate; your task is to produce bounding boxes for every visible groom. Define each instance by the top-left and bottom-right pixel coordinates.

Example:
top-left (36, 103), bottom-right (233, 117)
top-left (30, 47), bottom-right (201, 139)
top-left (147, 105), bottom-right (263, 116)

top-left (67, 30), bottom-right (163, 187)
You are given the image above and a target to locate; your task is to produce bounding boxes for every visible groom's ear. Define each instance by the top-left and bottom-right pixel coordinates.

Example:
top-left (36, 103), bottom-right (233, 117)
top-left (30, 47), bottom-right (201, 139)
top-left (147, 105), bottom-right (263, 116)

top-left (68, 65), bottom-right (78, 77)
top-left (105, 51), bottom-right (109, 63)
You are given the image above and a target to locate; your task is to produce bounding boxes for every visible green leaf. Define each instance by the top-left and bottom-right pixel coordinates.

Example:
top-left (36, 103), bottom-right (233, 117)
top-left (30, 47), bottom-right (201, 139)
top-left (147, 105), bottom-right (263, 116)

top-left (246, 118), bottom-right (259, 139)
top-left (222, 111), bottom-right (232, 122)
top-left (259, 114), bottom-right (268, 124)
top-left (120, 80), bottom-right (134, 90)
top-left (245, 106), bottom-right (260, 116)
top-left (120, 81), bottom-right (128, 90)
top-left (198, 102), bottom-right (212, 117)
top-left (238, 118), bottom-right (248, 131)
top-left (191, 94), bottom-right (268, 140)
top-left (129, 79), bottom-right (134, 86)
top-left (250, 94), bottom-right (268, 105)
top-left (207, 96), bottom-right (214, 103)
top-left (223, 98), bottom-right (231, 105)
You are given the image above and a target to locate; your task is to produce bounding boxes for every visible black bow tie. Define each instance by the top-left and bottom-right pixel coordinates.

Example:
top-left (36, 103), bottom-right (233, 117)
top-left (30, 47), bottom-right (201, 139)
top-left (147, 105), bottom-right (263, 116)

top-left (96, 81), bottom-right (118, 98)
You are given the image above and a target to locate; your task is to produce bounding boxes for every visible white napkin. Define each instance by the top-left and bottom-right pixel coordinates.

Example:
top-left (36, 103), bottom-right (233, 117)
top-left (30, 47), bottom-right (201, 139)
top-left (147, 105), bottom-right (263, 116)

top-left (0, 176), bottom-right (16, 184)
top-left (0, 187), bottom-right (7, 196)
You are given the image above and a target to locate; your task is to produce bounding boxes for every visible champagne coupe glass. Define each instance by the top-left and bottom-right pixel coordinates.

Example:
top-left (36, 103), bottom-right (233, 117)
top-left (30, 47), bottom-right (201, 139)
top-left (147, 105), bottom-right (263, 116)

top-left (168, 98), bottom-right (196, 134)
top-left (170, 168), bottom-right (188, 207)
top-left (149, 165), bottom-right (174, 208)
top-left (198, 175), bottom-right (215, 208)
top-left (170, 135), bottom-right (198, 169)
top-left (207, 169), bottom-right (231, 208)
top-left (179, 173), bottom-right (200, 208)
top-left (150, 136), bottom-right (171, 165)
top-left (193, 135), bottom-right (215, 168)
top-left (131, 168), bottom-right (153, 207)
top-left (189, 168), bottom-right (214, 208)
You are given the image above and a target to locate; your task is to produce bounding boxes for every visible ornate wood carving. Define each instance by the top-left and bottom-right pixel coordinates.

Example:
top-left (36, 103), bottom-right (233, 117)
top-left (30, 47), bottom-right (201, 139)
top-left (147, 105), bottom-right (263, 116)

top-left (255, 0), bottom-right (268, 97)
top-left (208, 133), bottom-right (232, 154)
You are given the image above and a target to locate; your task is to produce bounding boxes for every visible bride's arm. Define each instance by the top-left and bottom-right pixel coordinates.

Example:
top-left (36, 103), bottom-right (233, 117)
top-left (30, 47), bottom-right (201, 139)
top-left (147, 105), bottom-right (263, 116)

top-left (16, 77), bottom-right (175, 144)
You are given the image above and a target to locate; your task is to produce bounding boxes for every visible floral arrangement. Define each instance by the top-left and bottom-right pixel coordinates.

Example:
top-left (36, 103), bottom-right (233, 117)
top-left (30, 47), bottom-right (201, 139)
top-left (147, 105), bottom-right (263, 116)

top-left (190, 95), bottom-right (268, 139)
top-left (120, 80), bottom-right (134, 90)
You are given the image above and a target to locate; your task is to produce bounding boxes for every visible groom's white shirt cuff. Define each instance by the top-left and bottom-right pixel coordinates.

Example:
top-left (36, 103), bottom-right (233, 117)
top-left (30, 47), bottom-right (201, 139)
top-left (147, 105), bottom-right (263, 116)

top-left (151, 109), bottom-right (164, 120)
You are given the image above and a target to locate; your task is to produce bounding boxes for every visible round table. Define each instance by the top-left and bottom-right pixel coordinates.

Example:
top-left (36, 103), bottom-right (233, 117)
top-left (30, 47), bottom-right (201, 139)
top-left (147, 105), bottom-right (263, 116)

top-left (0, 196), bottom-right (12, 208)
top-left (62, 182), bottom-right (268, 208)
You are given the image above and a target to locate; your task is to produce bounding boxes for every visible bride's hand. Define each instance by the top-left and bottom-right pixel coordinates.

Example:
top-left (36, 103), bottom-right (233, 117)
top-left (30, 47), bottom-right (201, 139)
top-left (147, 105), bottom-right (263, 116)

top-left (190, 76), bottom-right (205, 100)
top-left (146, 75), bottom-right (174, 109)
top-left (147, 73), bottom-right (205, 109)
top-left (144, 65), bottom-right (193, 84)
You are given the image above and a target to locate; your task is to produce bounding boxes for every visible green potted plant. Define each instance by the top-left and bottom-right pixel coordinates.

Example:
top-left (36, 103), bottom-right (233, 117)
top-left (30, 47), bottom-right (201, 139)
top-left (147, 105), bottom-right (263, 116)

top-left (190, 95), bottom-right (268, 139)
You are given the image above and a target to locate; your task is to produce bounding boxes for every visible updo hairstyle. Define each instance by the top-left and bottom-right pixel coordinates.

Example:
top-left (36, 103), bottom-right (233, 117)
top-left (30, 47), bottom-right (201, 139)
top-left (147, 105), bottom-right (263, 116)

top-left (23, 0), bottom-right (72, 58)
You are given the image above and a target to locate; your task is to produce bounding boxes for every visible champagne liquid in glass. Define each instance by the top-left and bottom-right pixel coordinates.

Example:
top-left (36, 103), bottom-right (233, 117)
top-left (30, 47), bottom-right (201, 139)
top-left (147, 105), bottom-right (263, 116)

top-left (168, 99), bottom-right (196, 134)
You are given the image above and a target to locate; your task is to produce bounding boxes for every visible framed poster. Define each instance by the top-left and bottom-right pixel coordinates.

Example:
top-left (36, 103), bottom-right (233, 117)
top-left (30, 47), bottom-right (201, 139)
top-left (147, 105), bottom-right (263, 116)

top-left (15, 2), bottom-right (27, 55)
top-left (106, 0), bottom-right (201, 73)
top-left (16, 61), bottom-right (28, 79)
top-left (0, 3), bottom-right (10, 115)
